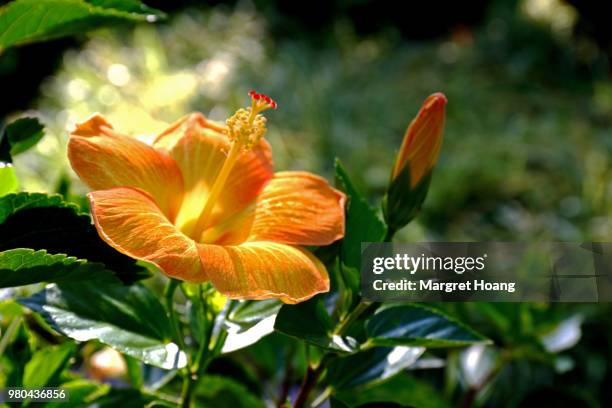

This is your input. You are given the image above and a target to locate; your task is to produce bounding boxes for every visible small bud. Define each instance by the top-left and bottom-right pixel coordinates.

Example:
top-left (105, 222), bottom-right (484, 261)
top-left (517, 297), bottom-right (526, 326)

top-left (383, 93), bottom-right (447, 232)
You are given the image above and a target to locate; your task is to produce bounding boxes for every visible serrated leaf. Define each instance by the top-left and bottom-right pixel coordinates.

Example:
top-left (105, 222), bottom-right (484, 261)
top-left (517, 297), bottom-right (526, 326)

top-left (0, 0), bottom-right (165, 49)
top-left (0, 192), bottom-right (150, 284)
top-left (0, 192), bottom-right (79, 223)
top-left (0, 248), bottom-right (118, 288)
top-left (365, 303), bottom-right (489, 348)
top-left (19, 281), bottom-right (186, 369)
top-left (0, 117), bottom-right (44, 162)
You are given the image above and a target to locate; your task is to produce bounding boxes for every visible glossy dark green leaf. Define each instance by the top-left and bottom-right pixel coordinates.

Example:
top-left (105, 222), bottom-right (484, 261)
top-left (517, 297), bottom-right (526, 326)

top-left (0, 192), bottom-right (150, 284)
top-left (335, 159), bottom-right (387, 271)
top-left (22, 342), bottom-right (75, 388)
top-left (334, 373), bottom-right (451, 408)
top-left (0, 117), bottom-right (44, 162)
top-left (0, 165), bottom-right (18, 195)
top-left (19, 281), bottom-right (187, 369)
top-left (365, 303), bottom-right (489, 348)
top-left (0, 249), bottom-right (118, 288)
top-left (274, 297), bottom-right (358, 353)
top-left (326, 346), bottom-right (425, 389)
top-left (222, 299), bottom-right (282, 353)
top-left (0, 0), bottom-right (165, 49)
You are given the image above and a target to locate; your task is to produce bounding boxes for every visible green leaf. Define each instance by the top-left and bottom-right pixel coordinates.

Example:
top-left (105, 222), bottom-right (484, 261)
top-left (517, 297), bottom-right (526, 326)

top-left (0, 0), bottom-right (165, 49)
top-left (334, 373), bottom-right (451, 408)
top-left (196, 375), bottom-right (266, 408)
top-left (222, 299), bottom-right (282, 353)
top-left (0, 192), bottom-right (150, 284)
top-left (0, 192), bottom-right (78, 223)
top-left (326, 346), bottom-right (425, 390)
top-left (23, 342), bottom-right (75, 388)
top-left (19, 281), bottom-right (187, 369)
top-left (0, 117), bottom-right (44, 162)
top-left (335, 159), bottom-right (387, 271)
top-left (365, 303), bottom-right (489, 348)
top-left (0, 165), bottom-right (18, 195)
top-left (274, 297), bottom-right (358, 353)
top-left (0, 249), bottom-right (118, 288)
top-left (88, 0), bottom-right (164, 17)
top-left (335, 159), bottom-right (386, 307)
top-left (1, 320), bottom-right (32, 387)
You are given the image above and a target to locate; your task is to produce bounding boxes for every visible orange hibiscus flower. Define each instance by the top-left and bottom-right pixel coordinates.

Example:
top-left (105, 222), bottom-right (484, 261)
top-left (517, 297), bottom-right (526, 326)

top-left (68, 91), bottom-right (346, 304)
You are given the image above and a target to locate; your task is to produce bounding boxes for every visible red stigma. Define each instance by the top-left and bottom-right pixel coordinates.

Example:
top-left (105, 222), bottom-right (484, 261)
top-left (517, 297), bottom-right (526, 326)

top-left (248, 90), bottom-right (277, 109)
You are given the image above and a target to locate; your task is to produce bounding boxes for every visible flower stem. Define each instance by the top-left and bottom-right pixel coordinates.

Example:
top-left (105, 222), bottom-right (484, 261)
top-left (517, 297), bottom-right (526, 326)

top-left (164, 279), bottom-right (186, 351)
top-left (383, 226), bottom-right (397, 242)
top-left (293, 353), bottom-right (334, 408)
top-left (179, 290), bottom-right (231, 407)
top-left (333, 301), bottom-right (371, 336)
top-left (180, 370), bottom-right (198, 408)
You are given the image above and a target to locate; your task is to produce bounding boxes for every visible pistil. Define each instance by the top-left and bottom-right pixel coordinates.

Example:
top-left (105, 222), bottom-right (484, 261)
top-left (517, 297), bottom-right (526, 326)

top-left (191, 91), bottom-right (276, 241)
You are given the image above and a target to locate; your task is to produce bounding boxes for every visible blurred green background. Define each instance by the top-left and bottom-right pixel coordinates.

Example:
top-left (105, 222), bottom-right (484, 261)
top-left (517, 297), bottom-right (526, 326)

top-left (1, 0), bottom-right (611, 406)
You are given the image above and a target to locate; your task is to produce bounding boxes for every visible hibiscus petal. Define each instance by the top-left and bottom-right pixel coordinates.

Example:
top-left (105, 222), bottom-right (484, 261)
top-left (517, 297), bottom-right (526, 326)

top-left (68, 114), bottom-right (183, 220)
top-left (153, 112), bottom-right (226, 151)
top-left (154, 113), bottom-right (274, 240)
top-left (246, 171), bottom-right (346, 245)
top-left (89, 187), bottom-right (205, 282)
top-left (197, 242), bottom-right (329, 304)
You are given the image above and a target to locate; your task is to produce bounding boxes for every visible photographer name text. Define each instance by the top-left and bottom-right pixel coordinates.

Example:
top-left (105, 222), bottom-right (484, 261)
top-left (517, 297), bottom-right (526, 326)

top-left (371, 254), bottom-right (516, 293)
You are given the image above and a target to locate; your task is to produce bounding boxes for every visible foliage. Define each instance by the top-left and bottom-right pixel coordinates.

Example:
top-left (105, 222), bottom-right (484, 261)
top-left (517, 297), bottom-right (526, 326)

top-left (0, 117), bottom-right (44, 163)
top-left (0, 0), bottom-right (165, 49)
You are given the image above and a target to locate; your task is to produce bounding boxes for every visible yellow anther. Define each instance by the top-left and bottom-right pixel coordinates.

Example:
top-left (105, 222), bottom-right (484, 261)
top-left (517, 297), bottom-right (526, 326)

top-left (226, 107), bottom-right (268, 150)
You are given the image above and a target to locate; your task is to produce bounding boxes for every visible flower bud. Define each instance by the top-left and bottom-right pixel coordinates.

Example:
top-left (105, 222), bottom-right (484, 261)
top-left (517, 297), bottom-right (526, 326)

top-left (383, 93), bottom-right (447, 232)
